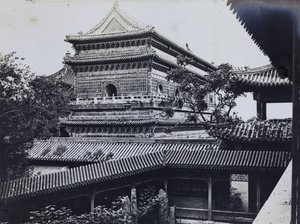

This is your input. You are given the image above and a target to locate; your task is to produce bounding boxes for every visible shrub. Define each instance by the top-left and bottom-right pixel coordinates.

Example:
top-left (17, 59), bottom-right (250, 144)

top-left (53, 145), bottom-right (67, 156)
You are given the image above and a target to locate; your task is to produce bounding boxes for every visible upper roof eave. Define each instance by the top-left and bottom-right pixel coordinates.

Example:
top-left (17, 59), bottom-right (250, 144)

top-left (226, 0), bottom-right (300, 80)
top-left (65, 29), bottom-right (153, 43)
top-left (152, 31), bottom-right (217, 72)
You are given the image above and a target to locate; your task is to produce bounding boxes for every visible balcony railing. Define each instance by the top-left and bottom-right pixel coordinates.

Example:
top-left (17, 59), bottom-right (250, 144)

top-left (70, 94), bottom-right (169, 105)
top-left (175, 207), bottom-right (256, 224)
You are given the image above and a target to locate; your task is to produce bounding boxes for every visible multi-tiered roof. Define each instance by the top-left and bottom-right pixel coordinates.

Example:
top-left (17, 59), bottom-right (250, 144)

top-left (64, 3), bottom-right (216, 72)
top-left (60, 3), bottom-right (217, 138)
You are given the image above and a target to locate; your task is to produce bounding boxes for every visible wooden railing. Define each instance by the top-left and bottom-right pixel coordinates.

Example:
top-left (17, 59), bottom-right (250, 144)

top-left (176, 207), bottom-right (208, 220)
top-left (212, 210), bottom-right (256, 223)
top-left (174, 207), bottom-right (256, 224)
top-left (70, 94), bottom-right (168, 105)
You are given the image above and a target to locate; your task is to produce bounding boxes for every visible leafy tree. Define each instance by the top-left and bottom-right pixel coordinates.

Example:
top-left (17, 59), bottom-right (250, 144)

top-left (27, 188), bottom-right (170, 224)
top-left (167, 55), bottom-right (244, 123)
top-left (0, 52), bottom-right (72, 181)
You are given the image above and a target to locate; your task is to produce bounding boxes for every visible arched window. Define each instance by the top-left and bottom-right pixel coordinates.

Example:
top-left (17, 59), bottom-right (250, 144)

top-left (105, 84), bottom-right (117, 97)
top-left (157, 84), bottom-right (163, 94)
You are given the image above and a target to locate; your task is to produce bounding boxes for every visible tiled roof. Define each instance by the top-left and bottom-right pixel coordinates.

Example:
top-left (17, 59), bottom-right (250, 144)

top-left (87, 3), bottom-right (150, 35)
top-left (208, 119), bottom-right (292, 143)
top-left (1, 148), bottom-right (291, 201)
top-left (0, 151), bottom-right (164, 201)
top-left (64, 52), bottom-right (154, 65)
top-left (167, 149), bottom-right (290, 170)
top-left (51, 65), bottom-right (76, 86)
top-left (226, 0), bottom-right (298, 71)
top-left (231, 65), bottom-right (292, 88)
top-left (29, 140), bottom-right (218, 163)
top-left (60, 119), bottom-right (157, 126)
top-left (66, 29), bottom-right (152, 43)
top-left (65, 3), bottom-right (151, 42)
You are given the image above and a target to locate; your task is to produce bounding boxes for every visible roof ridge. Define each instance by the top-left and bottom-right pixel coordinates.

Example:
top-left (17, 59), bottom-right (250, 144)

top-left (231, 64), bottom-right (273, 73)
top-left (86, 3), bottom-right (150, 36)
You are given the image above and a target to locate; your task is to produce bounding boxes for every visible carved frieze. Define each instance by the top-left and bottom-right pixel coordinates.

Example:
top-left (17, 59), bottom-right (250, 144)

top-left (74, 38), bottom-right (149, 52)
top-left (74, 61), bottom-right (150, 73)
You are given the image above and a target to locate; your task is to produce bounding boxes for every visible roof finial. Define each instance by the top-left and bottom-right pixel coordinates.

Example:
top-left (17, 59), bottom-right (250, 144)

top-left (113, 1), bottom-right (119, 10)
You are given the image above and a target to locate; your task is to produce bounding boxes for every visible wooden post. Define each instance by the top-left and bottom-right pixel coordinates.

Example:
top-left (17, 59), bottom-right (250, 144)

top-left (89, 189), bottom-right (96, 212)
top-left (131, 183), bottom-right (138, 224)
top-left (164, 179), bottom-right (168, 193)
top-left (208, 175), bottom-right (212, 221)
top-left (164, 179), bottom-right (169, 207)
top-left (256, 101), bottom-right (266, 120)
top-left (169, 206), bottom-right (176, 224)
top-left (256, 177), bottom-right (261, 212)
top-left (291, 16), bottom-right (300, 224)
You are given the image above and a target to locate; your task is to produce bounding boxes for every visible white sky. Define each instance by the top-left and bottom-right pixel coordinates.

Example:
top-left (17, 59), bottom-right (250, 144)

top-left (0, 0), bottom-right (291, 120)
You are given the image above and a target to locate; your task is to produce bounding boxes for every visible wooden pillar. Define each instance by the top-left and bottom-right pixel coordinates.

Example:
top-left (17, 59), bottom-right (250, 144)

top-left (256, 177), bottom-right (261, 212)
top-left (164, 179), bottom-right (168, 193)
top-left (291, 16), bottom-right (300, 224)
top-left (256, 101), bottom-right (266, 120)
top-left (89, 189), bottom-right (96, 212)
top-left (131, 183), bottom-right (138, 224)
top-left (208, 175), bottom-right (213, 221)
top-left (164, 179), bottom-right (169, 207)
top-left (169, 206), bottom-right (176, 224)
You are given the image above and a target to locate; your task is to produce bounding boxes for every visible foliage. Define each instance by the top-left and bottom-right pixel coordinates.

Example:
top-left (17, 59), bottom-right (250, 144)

top-left (167, 55), bottom-right (245, 123)
top-left (67, 205), bottom-right (132, 224)
top-left (29, 205), bottom-right (72, 224)
top-left (137, 185), bottom-right (170, 224)
top-left (27, 187), bottom-right (170, 224)
top-left (0, 52), bottom-right (73, 181)
top-left (53, 145), bottom-right (67, 156)
top-left (227, 192), bottom-right (244, 212)
top-left (137, 185), bottom-right (159, 224)
top-left (28, 197), bottom-right (132, 224)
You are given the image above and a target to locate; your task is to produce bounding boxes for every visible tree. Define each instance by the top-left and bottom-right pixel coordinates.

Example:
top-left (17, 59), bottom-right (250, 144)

top-left (167, 55), bottom-right (245, 123)
top-left (0, 52), bottom-right (73, 181)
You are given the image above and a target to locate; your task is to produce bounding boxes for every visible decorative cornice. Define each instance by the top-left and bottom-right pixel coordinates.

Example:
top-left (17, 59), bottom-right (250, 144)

top-left (208, 119), bottom-right (292, 143)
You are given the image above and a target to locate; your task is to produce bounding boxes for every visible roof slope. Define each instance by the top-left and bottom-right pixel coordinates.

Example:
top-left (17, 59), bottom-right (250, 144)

top-left (209, 119), bottom-right (292, 143)
top-left (51, 65), bottom-right (76, 86)
top-left (87, 3), bottom-right (150, 35)
top-left (66, 3), bottom-right (152, 42)
top-left (1, 147), bottom-right (291, 201)
top-left (231, 65), bottom-right (292, 88)
top-left (29, 140), bottom-right (218, 163)
top-left (226, 0), bottom-right (300, 80)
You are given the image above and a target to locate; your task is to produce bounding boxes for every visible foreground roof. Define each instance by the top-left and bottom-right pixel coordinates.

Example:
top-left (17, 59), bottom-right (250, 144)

top-left (231, 65), bottom-right (292, 89)
top-left (209, 119), bottom-right (292, 143)
top-left (1, 147), bottom-right (291, 201)
top-left (227, 0), bottom-right (300, 80)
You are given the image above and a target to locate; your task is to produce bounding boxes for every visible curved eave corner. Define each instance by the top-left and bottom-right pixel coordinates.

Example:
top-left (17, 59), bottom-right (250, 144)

top-left (152, 31), bottom-right (217, 72)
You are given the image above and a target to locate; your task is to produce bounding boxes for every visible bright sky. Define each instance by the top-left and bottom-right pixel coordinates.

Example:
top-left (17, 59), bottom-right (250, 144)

top-left (0, 0), bottom-right (291, 120)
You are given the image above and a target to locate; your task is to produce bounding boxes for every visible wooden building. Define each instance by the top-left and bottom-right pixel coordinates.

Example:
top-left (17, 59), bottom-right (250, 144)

top-left (231, 65), bottom-right (292, 120)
